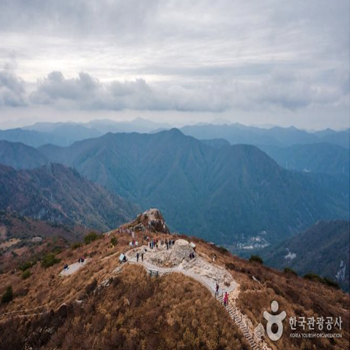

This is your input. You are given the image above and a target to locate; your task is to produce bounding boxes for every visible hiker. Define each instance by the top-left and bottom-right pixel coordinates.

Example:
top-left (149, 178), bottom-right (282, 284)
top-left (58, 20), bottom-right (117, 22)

top-left (64, 264), bottom-right (69, 270)
top-left (81, 257), bottom-right (85, 263)
top-left (216, 283), bottom-right (219, 296)
top-left (136, 252), bottom-right (139, 262)
top-left (224, 292), bottom-right (229, 307)
top-left (141, 253), bottom-right (144, 261)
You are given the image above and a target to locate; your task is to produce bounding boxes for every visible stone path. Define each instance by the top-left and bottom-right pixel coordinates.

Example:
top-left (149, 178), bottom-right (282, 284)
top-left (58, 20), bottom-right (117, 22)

top-left (59, 259), bottom-right (89, 276)
top-left (125, 255), bottom-right (237, 295)
top-left (120, 248), bottom-right (270, 350)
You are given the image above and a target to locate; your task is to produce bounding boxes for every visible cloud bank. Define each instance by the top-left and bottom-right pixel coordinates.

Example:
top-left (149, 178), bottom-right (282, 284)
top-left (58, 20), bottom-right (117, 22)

top-left (0, 0), bottom-right (348, 128)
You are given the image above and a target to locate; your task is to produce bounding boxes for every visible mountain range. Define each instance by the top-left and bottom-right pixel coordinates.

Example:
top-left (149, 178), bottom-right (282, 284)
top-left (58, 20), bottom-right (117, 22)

top-left (0, 118), bottom-right (172, 147)
top-left (0, 163), bottom-right (139, 231)
top-left (181, 124), bottom-right (350, 148)
top-left (258, 143), bottom-right (349, 176)
top-left (1, 120), bottom-right (349, 148)
top-left (34, 129), bottom-right (349, 245)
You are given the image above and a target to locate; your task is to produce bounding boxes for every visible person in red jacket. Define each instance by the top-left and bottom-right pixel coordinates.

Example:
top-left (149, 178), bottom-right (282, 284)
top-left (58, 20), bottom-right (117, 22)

top-left (224, 292), bottom-right (229, 306)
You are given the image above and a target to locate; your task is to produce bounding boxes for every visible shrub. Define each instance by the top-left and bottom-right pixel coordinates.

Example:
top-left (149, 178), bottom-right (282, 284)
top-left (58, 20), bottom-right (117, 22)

top-left (22, 270), bottom-right (31, 280)
top-left (85, 278), bottom-right (98, 296)
top-left (303, 273), bottom-right (323, 283)
top-left (284, 267), bottom-right (298, 276)
top-left (110, 237), bottom-right (118, 247)
top-left (19, 260), bottom-right (36, 271)
top-left (2, 286), bottom-right (13, 304)
top-left (322, 277), bottom-right (340, 289)
top-left (304, 274), bottom-right (340, 289)
top-left (249, 255), bottom-right (263, 264)
top-left (71, 242), bottom-right (82, 250)
top-left (84, 232), bottom-right (100, 245)
top-left (225, 263), bottom-right (236, 270)
top-left (41, 253), bottom-right (61, 268)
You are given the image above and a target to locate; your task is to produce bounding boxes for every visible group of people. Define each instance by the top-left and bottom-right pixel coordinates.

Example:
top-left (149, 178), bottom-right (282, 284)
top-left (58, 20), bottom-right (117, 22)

top-left (149, 238), bottom-right (158, 249)
top-left (136, 252), bottom-right (144, 262)
top-left (189, 252), bottom-right (195, 259)
top-left (165, 238), bottom-right (175, 250)
top-left (78, 257), bottom-right (85, 263)
top-left (147, 238), bottom-right (175, 250)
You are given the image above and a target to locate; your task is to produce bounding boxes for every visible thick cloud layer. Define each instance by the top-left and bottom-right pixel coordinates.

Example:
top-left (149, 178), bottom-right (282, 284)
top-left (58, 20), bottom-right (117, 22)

top-left (0, 71), bottom-right (26, 107)
top-left (25, 69), bottom-right (350, 112)
top-left (0, 0), bottom-right (348, 127)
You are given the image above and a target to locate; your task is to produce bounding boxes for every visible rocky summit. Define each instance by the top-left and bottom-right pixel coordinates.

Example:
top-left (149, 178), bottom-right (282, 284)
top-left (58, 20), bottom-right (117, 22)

top-left (122, 208), bottom-right (170, 234)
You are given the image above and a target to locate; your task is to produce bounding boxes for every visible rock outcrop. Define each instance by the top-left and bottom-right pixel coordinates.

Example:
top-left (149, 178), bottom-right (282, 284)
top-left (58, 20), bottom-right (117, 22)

top-left (122, 208), bottom-right (170, 234)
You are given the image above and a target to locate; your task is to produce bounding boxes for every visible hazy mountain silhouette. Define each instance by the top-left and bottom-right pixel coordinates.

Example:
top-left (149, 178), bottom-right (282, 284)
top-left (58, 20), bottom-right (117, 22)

top-left (259, 143), bottom-right (349, 176)
top-left (181, 124), bottom-right (350, 148)
top-left (38, 129), bottom-right (349, 244)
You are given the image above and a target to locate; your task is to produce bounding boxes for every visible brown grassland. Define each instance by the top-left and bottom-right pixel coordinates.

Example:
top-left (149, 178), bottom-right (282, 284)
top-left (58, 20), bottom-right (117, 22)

top-left (0, 230), bottom-right (349, 350)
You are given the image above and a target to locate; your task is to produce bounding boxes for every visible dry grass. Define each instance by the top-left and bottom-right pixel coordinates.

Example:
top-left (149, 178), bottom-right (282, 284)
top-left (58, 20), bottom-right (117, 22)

top-left (0, 229), bottom-right (349, 350)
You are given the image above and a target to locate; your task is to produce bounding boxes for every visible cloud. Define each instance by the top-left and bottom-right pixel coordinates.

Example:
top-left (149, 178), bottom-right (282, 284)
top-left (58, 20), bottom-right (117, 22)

top-left (31, 71), bottom-right (100, 104)
top-left (0, 0), bottom-right (159, 38)
top-left (28, 70), bottom-right (349, 112)
top-left (0, 70), bottom-right (26, 107)
top-left (0, 1), bottom-right (348, 128)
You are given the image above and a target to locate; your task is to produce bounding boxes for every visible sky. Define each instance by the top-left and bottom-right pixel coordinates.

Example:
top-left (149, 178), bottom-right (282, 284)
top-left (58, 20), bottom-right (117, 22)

top-left (0, 0), bottom-right (349, 130)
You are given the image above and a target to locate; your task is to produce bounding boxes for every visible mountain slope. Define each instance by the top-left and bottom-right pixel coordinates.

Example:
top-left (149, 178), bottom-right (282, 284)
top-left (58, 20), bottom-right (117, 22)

top-left (261, 221), bottom-right (350, 292)
top-left (38, 130), bottom-right (349, 245)
top-left (0, 211), bottom-right (89, 242)
top-left (0, 219), bottom-right (348, 350)
top-left (0, 163), bottom-right (139, 231)
top-left (259, 143), bottom-right (349, 176)
top-left (0, 141), bottom-right (48, 169)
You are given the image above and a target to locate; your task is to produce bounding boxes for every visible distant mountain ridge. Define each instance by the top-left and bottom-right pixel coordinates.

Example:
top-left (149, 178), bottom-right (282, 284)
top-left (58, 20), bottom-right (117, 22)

top-left (0, 163), bottom-right (139, 231)
top-left (0, 120), bottom-right (348, 148)
top-left (259, 143), bottom-right (349, 176)
top-left (37, 129), bottom-right (349, 245)
top-left (0, 118), bottom-right (172, 147)
top-left (181, 123), bottom-right (350, 148)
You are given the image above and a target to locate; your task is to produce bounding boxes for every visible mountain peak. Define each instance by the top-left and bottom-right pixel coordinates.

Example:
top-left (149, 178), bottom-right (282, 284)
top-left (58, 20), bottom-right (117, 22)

top-left (122, 208), bottom-right (170, 234)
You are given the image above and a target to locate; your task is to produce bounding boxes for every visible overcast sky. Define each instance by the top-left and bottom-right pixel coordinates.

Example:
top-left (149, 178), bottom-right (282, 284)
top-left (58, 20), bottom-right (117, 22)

top-left (0, 0), bottom-right (349, 130)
